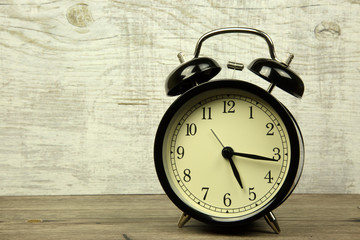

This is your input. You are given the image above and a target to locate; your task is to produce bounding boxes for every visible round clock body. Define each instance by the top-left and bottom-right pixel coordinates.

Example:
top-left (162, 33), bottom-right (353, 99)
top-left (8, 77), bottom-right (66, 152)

top-left (154, 79), bottom-right (304, 225)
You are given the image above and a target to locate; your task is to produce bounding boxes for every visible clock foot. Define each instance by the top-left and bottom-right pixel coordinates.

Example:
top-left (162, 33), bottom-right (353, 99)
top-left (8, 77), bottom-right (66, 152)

top-left (177, 212), bottom-right (191, 228)
top-left (264, 211), bottom-right (281, 234)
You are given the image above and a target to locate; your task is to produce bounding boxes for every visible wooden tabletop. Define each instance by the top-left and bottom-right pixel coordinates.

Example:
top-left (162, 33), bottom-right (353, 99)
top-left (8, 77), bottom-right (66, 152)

top-left (0, 194), bottom-right (359, 239)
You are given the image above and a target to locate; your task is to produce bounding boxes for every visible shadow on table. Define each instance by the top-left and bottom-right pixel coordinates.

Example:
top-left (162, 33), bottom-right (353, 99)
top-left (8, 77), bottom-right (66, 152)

top-left (183, 219), bottom-right (276, 236)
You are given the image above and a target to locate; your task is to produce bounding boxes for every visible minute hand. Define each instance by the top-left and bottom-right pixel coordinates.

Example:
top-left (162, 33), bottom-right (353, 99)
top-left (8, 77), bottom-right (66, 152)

top-left (232, 151), bottom-right (278, 162)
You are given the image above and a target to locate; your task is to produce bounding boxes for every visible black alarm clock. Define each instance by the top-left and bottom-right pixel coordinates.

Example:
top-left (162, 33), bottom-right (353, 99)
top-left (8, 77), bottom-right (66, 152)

top-left (154, 27), bottom-right (304, 234)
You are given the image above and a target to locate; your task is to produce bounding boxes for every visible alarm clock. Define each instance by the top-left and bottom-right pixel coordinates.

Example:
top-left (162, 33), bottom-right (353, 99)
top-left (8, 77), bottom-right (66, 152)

top-left (154, 27), bottom-right (304, 234)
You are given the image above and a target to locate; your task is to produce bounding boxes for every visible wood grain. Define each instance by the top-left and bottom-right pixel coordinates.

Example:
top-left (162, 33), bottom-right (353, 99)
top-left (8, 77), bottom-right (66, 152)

top-left (0, 1), bottom-right (359, 195)
top-left (0, 194), bottom-right (359, 239)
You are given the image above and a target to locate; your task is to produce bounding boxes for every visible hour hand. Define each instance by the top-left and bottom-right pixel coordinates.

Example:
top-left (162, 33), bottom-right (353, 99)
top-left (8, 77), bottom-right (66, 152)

top-left (210, 130), bottom-right (244, 189)
top-left (232, 151), bottom-right (277, 162)
top-left (222, 147), bottom-right (243, 189)
top-left (228, 156), bottom-right (243, 188)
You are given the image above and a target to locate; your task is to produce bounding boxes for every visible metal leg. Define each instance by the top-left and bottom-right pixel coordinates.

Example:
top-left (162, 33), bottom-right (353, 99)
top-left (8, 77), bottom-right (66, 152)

top-left (264, 211), bottom-right (281, 234)
top-left (177, 212), bottom-right (191, 228)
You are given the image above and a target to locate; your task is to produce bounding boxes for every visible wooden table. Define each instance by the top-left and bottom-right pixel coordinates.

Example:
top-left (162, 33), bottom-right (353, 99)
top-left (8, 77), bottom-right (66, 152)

top-left (0, 194), bottom-right (359, 239)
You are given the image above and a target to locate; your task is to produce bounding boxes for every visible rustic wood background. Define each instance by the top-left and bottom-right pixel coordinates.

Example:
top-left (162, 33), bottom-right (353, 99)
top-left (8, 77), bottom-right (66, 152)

top-left (0, 0), bottom-right (359, 196)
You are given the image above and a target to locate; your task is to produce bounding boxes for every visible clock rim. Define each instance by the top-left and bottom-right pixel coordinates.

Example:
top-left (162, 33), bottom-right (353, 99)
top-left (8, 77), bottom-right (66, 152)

top-left (154, 79), bottom-right (303, 226)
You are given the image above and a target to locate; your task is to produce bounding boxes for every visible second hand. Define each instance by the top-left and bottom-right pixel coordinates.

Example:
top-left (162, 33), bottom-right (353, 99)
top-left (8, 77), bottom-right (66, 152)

top-left (210, 129), bottom-right (224, 148)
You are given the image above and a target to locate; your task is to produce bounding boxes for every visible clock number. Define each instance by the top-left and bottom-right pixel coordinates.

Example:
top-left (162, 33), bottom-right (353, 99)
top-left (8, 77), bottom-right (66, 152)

top-left (266, 122), bottom-right (274, 135)
top-left (273, 147), bottom-right (281, 161)
top-left (223, 100), bottom-right (235, 113)
top-left (223, 193), bottom-right (232, 207)
top-left (186, 123), bottom-right (197, 136)
top-left (249, 187), bottom-right (257, 201)
top-left (249, 106), bottom-right (254, 119)
top-left (202, 107), bottom-right (212, 120)
top-left (183, 169), bottom-right (191, 182)
top-left (176, 146), bottom-right (184, 159)
top-left (201, 187), bottom-right (209, 200)
top-left (264, 170), bottom-right (274, 183)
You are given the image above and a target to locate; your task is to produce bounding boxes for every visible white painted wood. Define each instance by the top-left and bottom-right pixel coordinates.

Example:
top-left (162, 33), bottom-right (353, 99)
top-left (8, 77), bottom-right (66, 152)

top-left (0, 0), bottom-right (359, 195)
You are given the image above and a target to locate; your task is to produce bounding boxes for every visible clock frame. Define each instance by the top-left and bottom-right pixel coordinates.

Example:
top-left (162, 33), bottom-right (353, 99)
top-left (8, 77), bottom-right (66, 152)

top-left (154, 80), bottom-right (304, 229)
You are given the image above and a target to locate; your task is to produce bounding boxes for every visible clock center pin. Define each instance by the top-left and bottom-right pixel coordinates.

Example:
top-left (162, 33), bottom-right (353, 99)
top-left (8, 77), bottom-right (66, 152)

top-left (222, 146), bottom-right (234, 159)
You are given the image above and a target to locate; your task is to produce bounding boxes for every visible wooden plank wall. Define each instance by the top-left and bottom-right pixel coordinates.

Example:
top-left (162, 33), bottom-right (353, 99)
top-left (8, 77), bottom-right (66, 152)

top-left (0, 0), bottom-right (359, 196)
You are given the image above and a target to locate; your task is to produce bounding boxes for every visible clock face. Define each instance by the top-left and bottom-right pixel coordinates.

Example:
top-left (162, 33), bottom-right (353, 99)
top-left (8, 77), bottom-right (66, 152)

top-left (154, 80), bottom-right (302, 224)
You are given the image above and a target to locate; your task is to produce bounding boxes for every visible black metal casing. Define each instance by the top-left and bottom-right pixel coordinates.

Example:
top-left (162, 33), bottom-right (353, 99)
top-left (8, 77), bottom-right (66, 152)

top-left (154, 80), bottom-right (304, 226)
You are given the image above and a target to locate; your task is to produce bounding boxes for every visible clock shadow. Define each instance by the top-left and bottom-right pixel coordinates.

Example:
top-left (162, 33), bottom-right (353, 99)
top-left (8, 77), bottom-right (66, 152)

top-left (189, 219), bottom-right (274, 236)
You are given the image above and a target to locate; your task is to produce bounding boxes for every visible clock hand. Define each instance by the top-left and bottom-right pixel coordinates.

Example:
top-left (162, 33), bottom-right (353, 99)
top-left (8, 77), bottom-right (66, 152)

top-left (210, 130), bottom-right (243, 189)
top-left (228, 156), bottom-right (244, 189)
top-left (211, 129), bottom-right (276, 162)
top-left (222, 147), bottom-right (243, 189)
top-left (210, 129), bottom-right (224, 148)
top-left (232, 151), bottom-right (278, 162)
